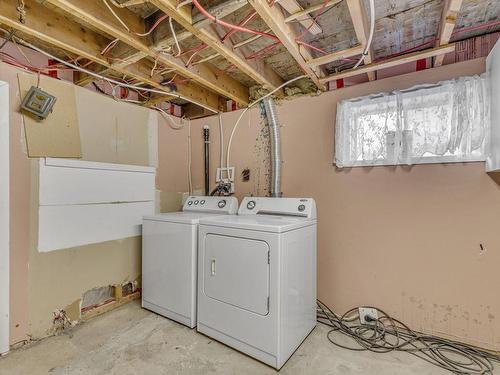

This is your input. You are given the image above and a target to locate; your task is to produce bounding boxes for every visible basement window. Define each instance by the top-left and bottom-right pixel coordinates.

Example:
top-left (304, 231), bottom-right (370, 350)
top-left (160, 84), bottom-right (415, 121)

top-left (334, 75), bottom-right (490, 168)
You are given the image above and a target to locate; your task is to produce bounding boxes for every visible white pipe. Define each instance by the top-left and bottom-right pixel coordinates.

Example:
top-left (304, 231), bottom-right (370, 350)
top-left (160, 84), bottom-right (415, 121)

top-left (218, 114), bottom-right (224, 169)
top-left (0, 81), bottom-right (9, 355)
top-left (353, 0), bottom-right (375, 69)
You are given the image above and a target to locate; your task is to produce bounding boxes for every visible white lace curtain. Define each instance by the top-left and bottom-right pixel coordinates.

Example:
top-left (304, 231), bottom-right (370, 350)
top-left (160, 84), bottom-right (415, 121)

top-left (335, 75), bottom-right (490, 167)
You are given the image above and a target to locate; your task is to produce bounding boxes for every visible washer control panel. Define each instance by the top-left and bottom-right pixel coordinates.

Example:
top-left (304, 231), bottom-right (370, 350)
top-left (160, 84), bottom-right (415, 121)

top-left (183, 196), bottom-right (238, 214)
top-left (238, 197), bottom-right (316, 219)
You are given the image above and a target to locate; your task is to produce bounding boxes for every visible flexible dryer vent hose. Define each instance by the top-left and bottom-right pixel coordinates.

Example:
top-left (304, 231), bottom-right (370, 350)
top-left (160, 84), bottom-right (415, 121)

top-left (263, 98), bottom-right (282, 197)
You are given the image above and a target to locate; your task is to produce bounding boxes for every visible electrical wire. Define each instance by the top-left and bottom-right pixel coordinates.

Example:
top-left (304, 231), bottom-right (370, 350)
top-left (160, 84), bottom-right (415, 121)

top-left (317, 300), bottom-right (500, 375)
top-left (169, 16), bottom-right (182, 56)
top-left (155, 105), bottom-right (185, 130)
top-left (0, 29), bottom-right (218, 114)
top-left (226, 74), bottom-right (307, 170)
top-left (102, 0), bottom-right (130, 32)
top-left (353, 0), bottom-right (375, 69)
top-left (135, 14), bottom-right (169, 37)
top-left (287, 0), bottom-right (341, 25)
top-left (191, 0), bottom-right (280, 42)
top-left (187, 119), bottom-right (193, 194)
top-left (218, 113), bottom-right (224, 169)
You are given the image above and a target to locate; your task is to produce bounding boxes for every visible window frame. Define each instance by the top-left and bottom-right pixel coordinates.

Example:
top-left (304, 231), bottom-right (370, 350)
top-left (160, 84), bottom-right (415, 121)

top-left (335, 80), bottom-right (488, 168)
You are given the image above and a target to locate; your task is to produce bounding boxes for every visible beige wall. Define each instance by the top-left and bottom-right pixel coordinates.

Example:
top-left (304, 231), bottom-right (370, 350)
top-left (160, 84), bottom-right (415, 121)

top-left (2, 61), bottom-right (161, 342)
top-left (182, 58), bottom-right (500, 350)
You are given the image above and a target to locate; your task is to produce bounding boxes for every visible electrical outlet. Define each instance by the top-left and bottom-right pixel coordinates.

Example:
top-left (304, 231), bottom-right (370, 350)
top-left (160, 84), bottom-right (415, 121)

top-left (358, 307), bottom-right (378, 325)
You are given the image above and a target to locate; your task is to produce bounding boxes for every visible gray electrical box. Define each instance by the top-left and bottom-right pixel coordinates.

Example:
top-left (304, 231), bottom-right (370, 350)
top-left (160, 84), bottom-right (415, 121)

top-left (20, 86), bottom-right (57, 120)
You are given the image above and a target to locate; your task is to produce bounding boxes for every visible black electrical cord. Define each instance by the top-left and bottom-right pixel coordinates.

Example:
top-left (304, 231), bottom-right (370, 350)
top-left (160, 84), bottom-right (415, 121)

top-left (317, 300), bottom-right (500, 374)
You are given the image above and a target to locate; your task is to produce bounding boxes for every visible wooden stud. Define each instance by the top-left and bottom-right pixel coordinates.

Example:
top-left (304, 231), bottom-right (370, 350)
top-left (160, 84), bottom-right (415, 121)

top-left (247, 0), bottom-right (326, 90)
top-left (346, 0), bottom-right (376, 81)
top-left (43, 0), bottom-right (249, 105)
top-left (434, 0), bottom-right (463, 67)
top-left (81, 291), bottom-right (140, 321)
top-left (306, 44), bottom-right (364, 67)
top-left (319, 44), bottom-right (456, 83)
top-left (113, 284), bottom-right (123, 302)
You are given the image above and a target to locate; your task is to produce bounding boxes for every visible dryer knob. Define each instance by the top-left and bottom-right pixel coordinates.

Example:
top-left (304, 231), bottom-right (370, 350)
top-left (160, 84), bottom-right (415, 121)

top-left (298, 204), bottom-right (306, 212)
top-left (246, 200), bottom-right (256, 210)
top-left (218, 200), bottom-right (227, 208)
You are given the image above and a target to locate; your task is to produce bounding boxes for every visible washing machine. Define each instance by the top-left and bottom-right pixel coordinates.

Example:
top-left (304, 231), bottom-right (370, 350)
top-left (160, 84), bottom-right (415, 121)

top-left (142, 196), bottom-right (238, 328)
top-left (197, 197), bottom-right (317, 369)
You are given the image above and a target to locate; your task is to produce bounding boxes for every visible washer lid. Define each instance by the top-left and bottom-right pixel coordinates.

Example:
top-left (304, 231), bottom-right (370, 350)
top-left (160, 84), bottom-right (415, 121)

top-left (199, 214), bottom-right (316, 233)
top-left (143, 212), bottom-right (228, 224)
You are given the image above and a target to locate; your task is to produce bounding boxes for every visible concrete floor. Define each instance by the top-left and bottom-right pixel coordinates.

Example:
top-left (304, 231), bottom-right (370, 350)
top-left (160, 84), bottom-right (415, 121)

top-left (0, 301), bottom-right (492, 375)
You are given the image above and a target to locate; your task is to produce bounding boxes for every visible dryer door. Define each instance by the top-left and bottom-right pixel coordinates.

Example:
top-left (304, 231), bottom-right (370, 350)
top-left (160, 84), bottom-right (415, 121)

top-left (203, 234), bottom-right (270, 316)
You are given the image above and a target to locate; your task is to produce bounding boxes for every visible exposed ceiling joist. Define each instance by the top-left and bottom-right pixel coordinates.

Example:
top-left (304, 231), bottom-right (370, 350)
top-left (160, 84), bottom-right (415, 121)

top-left (434, 0), bottom-right (463, 67)
top-left (305, 44), bottom-right (364, 67)
top-left (0, 0), bottom-right (221, 112)
top-left (278, 0), bottom-right (322, 35)
top-left (247, 0), bottom-right (326, 90)
top-left (43, 0), bottom-right (250, 105)
top-left (149, 0), bottom-right (284, 90)
top-left (86, 0), bottom-right (248, 83)
top-left (284, 0), bottom-right (342, 24)
top-left (320, 44), bottom-right (456, 83)
top-left (151, 0), bottom-right (249, 55)
top-left (87, 0), bottom-right (249, 84)
top-left (346, 0), bottom-right (375, 81)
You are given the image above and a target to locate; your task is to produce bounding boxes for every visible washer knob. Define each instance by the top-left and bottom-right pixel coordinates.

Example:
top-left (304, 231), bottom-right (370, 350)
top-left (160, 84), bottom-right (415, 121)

top-left (246, 200), bottom-right (256, 210)
top-left (218, 200), bottom-right (227, 208)
top-left (200, 200), bottom-right (205, 205)
top-left (194, 200), bottom-right (199, 205)
top-left (298, 204), bottom-right (306, 212)
top-left (187, 201), bottom-right (193, 205)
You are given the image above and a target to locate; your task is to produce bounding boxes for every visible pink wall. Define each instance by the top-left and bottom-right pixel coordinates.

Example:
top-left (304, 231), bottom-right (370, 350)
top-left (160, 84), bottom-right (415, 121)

top-left (173, 58), bottom-right (500, 350)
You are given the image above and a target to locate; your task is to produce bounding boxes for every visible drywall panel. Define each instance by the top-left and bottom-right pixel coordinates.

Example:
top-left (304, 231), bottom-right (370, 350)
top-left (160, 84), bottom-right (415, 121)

top-left (39, 158), bottom-right (156, 205)
top-left (17, 73), bottom-right (81, 158)
top-left (75, 87), bottom-right (154, 166)
top-left (38, 201), bottom-right (154, 252)
top-left (2, 56), bottom-right (156, 341)
top-left (184, 59), bottom-right (500, 351)
top-left (0, 81), bottom-right (10, 354)
top-left (486, 40), bottom-right (500, 172)
top-left (0, 62), bottom-right (30, 346)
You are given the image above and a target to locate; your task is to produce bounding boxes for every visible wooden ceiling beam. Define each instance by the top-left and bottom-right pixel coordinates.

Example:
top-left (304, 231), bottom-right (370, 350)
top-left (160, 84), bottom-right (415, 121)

top-left (43, 0), bottom-right (249, 105)
top-left (434, 0), bottom-right (463, 67)
top-left (83, 0), bottom-right (249, 85)
top-left (278, 0), bottom-right (322, 35)
top-left (284, 0), bottom-right (342, 24)
top-left (319, 44), bottom-right (456, 83)
top-left (149, 0), bottom-right (284, 90)
top-left (306, 44), bottom-right (364, 67)
top-left (346, 0), bottom-right (375, 81)
top-left (247, 0), bottom-right (326, 90)
top-left (0, 0), bottom-right (221, 112)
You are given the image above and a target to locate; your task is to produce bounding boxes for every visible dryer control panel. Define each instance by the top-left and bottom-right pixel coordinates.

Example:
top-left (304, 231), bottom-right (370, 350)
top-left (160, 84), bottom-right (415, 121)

top-left (183, 196), bottom-right (238, 214)
top-left (238, 197), bottom-right (316, 219)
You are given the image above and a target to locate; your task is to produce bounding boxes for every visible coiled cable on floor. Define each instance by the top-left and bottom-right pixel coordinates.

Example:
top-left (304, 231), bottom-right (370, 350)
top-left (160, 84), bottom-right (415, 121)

top-left (317, 300), bottom-right (500, 374)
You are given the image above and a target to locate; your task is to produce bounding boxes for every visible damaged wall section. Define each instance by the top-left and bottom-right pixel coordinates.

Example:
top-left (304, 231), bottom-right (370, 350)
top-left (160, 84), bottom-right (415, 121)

top-left (2, 59), bottom-right (163, 342)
